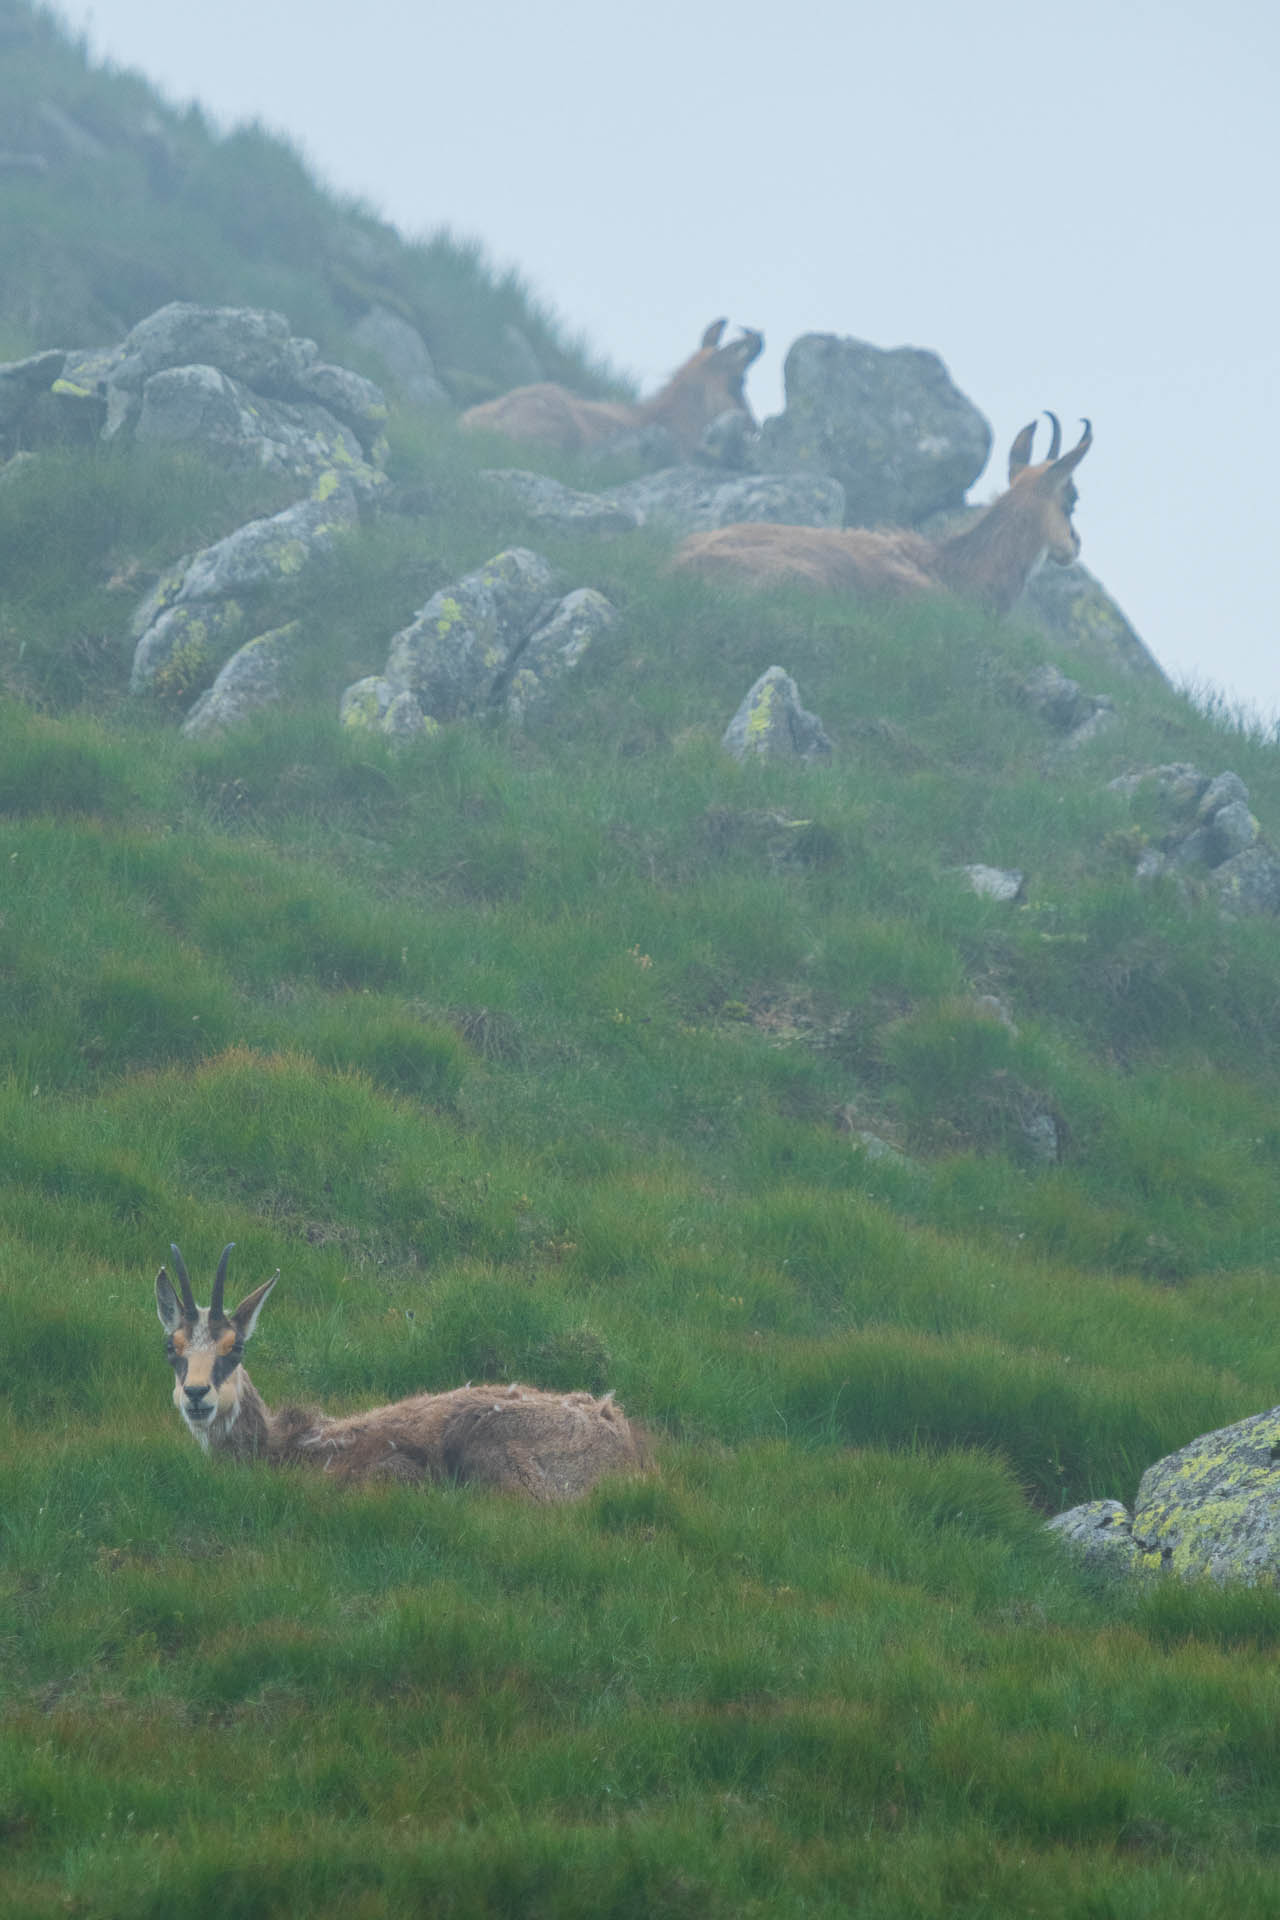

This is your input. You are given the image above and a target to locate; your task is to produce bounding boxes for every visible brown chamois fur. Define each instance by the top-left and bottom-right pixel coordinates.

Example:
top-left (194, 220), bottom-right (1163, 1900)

top-left (458, 318), bottom-right (763, 457)
top-left (672, 414), bottom-right (1092, 616)
top-left (155, 1246), bottom-right (648, 1503)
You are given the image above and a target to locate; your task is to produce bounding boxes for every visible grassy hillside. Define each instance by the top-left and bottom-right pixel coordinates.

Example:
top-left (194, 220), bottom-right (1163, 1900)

top-left (7, 8), bottom-right (1280, 1917)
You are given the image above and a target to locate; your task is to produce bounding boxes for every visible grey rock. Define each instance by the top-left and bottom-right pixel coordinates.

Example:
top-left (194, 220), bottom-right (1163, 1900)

top-left (1211, 799), bottom-right (1260, 860)
top-left (351, 306), bottom-right (449, 412)
top-left (1018, 559), bottom-right (1168, 682)
top-left (0, 350), bottom-right (66, 430)
top-left (113, 302), bottom-right (300, 394)
top-left (480, 469), bottom-right (642, 535)
top-left (759, 333), bottom-right (991, 526)
top-left (503, 588), bottom-right (617, 722)
top-left (604, 465), bottom-right (846, 535)
top-left (339, 676), bottom-right (439, 742)
top-left (1046, 1502), bottom-right (1149, 1578)
top-left (180, 622), bottom-right (305, 739)
top-left (1020, 1110), bottom-right (1060, 1166)
top-left (285, 362), bottom-right (388, 452)
top-left (130, 485), bottom-right (358, 697)
top-left (174, 485), bottom-right (359, 606)
top-left (959, 865), bottom-right (1025, 903)
top-left (134, 365), bottom-right (382, 495)
top-left (1211, 846), bottom-right (1280, 918)
top-left (722, 667), bottom-right (834, 765)
top-left (1019, 662), bottom-right (1097, 732)
top-left (129, 599), bottom-right (249, 701)
top-left (1132, 1406), bottom-right (1280, 1583)
top-left (384, 547), bottom-right (560, 722)
top-left (1057, 704), bottom-right (1118, 754)
top-left (850, 1130), bottom-right (916, 1171)
top-left (1197, 771), bottom-right (1251, 820)
top-left (697, 407), bottom-right (758, 470)
top-left (1107, 763), bottom-right (1208, 806)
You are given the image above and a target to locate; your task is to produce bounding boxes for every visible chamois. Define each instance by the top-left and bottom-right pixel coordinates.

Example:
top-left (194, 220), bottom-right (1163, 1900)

top-left (672, 414), bottom-right (1092, 616)
top-left (155, 1245), bottom-right (647, 1502)
top-left (458, 318), bottom-right (764, 457)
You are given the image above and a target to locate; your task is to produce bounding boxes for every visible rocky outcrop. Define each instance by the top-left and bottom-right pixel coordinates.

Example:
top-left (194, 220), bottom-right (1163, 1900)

top-left (341, 548), bottom-right (616, 739)
top-left (1108, 763), bottom-right (1280, 914)
top-left (1050, 1405), bottom-right (1280, 1585)
top-left (48, 302), bottom-right (388, 496)
top-left (1017, 663), bottom-right (1118, 755)
top-left (758, 334), bottom-right (992, 526)
top-left (721, 667), bottom-right (833, 764)
top-left (1019, 559), bottom-right (1166, 682)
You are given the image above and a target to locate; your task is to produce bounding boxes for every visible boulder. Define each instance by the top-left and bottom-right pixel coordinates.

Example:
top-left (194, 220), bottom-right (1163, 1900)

top-left (345, 549), bottom-right (617, 738)
top-left (130, 481), bottom-right (358, 697)
top-left (503, 588), bottom-right (617, 723)
top-left (350, 305), bottom-right (450, 412)
top-left (384, 547), bottom-right (560, 722)
top-left (759, 333), bottom-right (991, 526)
top-left (180, 622), bottom-right (305, 739)
top-left (1051, 1405), bottom-right (1280, 1585)
top-left (1108, 762), bottom-right (1276, 910)
top-left (721, 667), bottom-right (833, 764)
top-left (133, 365), bottom-right (384, 497)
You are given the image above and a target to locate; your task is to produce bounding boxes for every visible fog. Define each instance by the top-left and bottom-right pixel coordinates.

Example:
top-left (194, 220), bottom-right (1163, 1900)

top-left (75, 0), bottom-right (1280, 717)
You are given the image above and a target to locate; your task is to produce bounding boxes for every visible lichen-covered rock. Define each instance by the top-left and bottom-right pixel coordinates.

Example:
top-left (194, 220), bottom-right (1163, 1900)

top-left (1210, 845), bottom-right (1280, 918)
top-left (383, 547), bottom-right (559, 722)
top-left (503, 588), bottom-right (617, 722)
top-left (173, 482), bottom-right (358, 605)
top-left (180, 622), bottom-right (305, 739)
top-left (759, 334), bottom-right (991, 526)
top-left (133, 365), bottom-right (383, 495)
top-left (338, 676), bottom-right (440, 742)
top-left (350, 305), bottom-right (450, 413)
top-left (1046, 1502), bottom-right (1151, 1578)
top-left (1050, 1407), bottom-right (1280, 1585)
top-left (111, 302), bottom-right (304, 393)
top-left (480, 469), bottom-right (642, 535)
top-left (721, 667), bottom-right (833, 764)
top-left (129, 599), bottom-right (248, 701)
top-left (1132, 1407), bottom-right (1280, 1583)
top-left (130, 481), bottom-right (358, 697)
top-left (604, 465), bottom-right (846, 535)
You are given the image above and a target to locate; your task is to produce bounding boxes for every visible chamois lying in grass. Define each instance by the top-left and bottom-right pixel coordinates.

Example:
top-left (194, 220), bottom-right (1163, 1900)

top-left (672, 414), bottom-right (1092, 615)
top-left (156, 1246), bottom-right (647, 1502)
top-left (458, 317), bottom-right (763, 457)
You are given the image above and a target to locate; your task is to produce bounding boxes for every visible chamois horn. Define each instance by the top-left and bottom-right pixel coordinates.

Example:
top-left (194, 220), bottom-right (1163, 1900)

top-left (700, 318), bottom-right (729, 349)
top-left (1043, 411), bottom-right (1062, 461)
top-left (168, 1243), bottom-right (197, 1319)
top-left (210, 1242), bottom-right (235, 1321)
top-left (1051, 418), bottom-right (1092, 477)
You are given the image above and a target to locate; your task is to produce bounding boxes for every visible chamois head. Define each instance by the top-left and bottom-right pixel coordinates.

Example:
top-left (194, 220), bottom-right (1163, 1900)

top-left (1002, 411), bottom-right (1092, 568)
top-left (155, 1244), bottom-right (277, 1447)
top-left (651, 318), bottom-right (764, 445)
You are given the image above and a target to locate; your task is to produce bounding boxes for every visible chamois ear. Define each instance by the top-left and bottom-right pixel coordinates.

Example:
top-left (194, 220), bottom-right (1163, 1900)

top-left (700, 318), bottom-right (729, 350)
top-left (156, 1267), bottom-right (186, 1332)
top-left (1008, 420), bottom-right (1039, 482)
top-left (231, 1272), bottom-right (279, 1344)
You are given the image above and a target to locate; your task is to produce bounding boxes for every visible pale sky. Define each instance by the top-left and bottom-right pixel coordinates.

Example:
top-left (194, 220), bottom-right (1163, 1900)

top-left (72, 0), bottom-right (1280, 719)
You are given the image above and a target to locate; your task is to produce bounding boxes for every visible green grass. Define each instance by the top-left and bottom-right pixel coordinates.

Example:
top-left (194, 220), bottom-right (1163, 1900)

top-left (8, 12), bottom-right (1280, 1898)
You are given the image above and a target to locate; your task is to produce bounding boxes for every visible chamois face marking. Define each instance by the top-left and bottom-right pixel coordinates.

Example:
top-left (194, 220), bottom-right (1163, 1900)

top-left (155, 1244), bottom-right (277, 1450)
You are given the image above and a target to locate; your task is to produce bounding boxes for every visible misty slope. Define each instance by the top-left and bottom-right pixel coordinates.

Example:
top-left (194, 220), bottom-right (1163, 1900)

top-left (6, 5), bottom-right (1280, 1916)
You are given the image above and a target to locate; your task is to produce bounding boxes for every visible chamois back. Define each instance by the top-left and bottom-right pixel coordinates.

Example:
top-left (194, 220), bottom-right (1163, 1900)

top-left (672, 415), bottom-right (1092, 616)
top-left (459, 318), bottom-right (763, 458)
